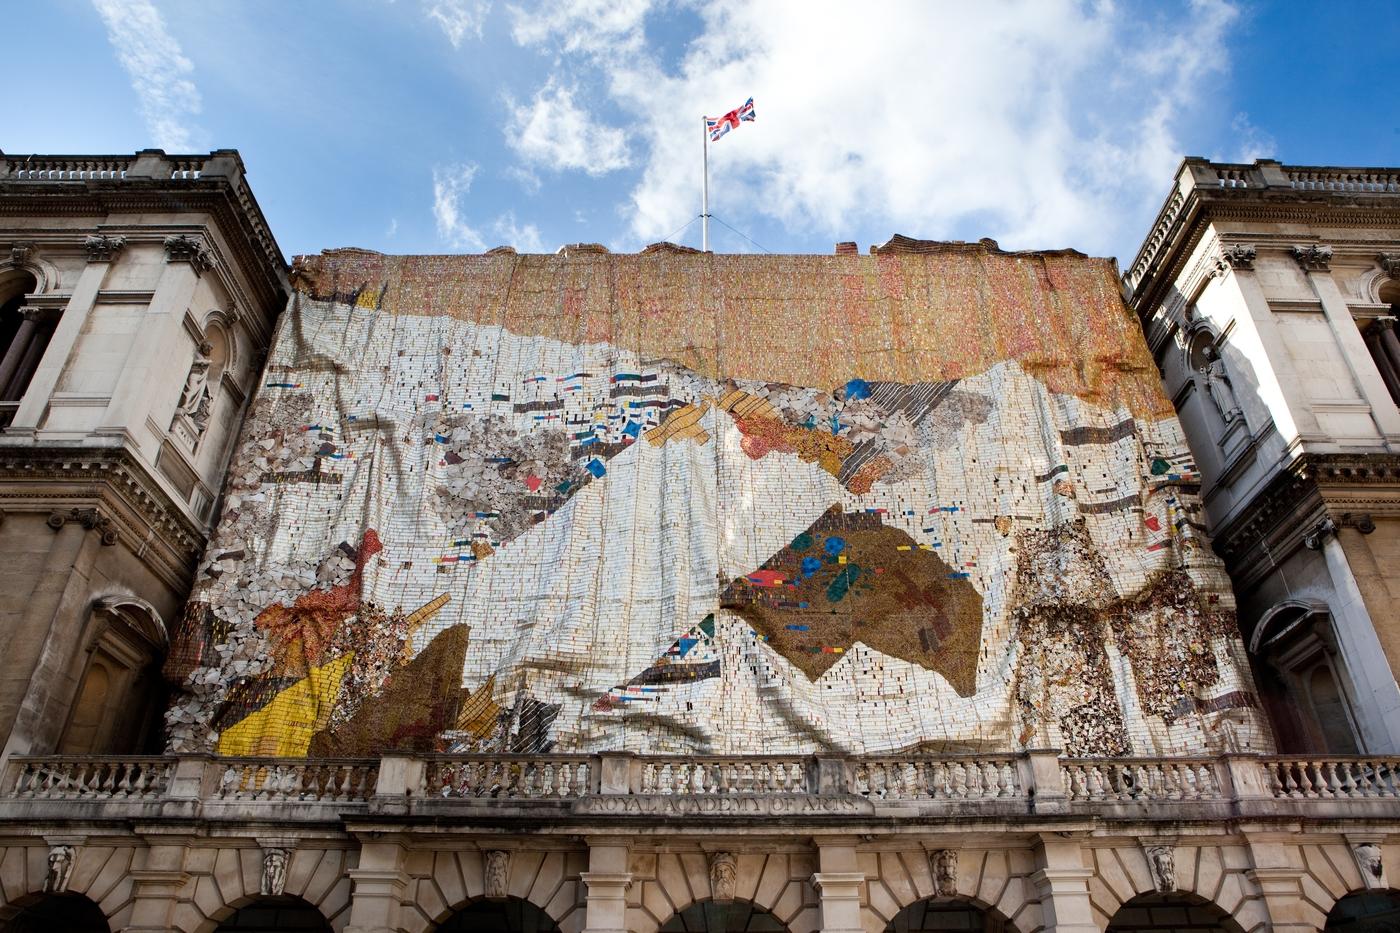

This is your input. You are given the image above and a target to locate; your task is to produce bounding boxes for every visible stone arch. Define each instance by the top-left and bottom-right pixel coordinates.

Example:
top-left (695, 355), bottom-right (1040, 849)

top-left (861, 849), bottom-right (1040, 933)
top-left (1324, 888), bottom-right (1400, 931)
top-left (1084, 844), bottom-right (1270, 933)
top-left (626, 851), bottom-right (819, 933)
top-left (881, 896), bottom-right (1017, 933)
top-left (206, 893), bottom-right (332, 932)
top-left (93, 593), bottom-right (170, 651)
top-left (1106, 891), bottom-right (1247, 931)
top-left (178, 846), bottom-right (352, 933)
top-left (0, 843), bottom-right (137, 931)
top-left (0, 251), bottom-right (60, 295)
top-left (403, 849), bottom-right (586, 933)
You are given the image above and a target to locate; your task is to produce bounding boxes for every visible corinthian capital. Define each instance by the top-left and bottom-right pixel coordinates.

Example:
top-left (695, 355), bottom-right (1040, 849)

top-left (1379, 253), bottom-right (1400, 279)
top-left (1291, 244), bottom-right (1333, 272)
top-left (83, 234), bottom-right (127, 263)
top-left (1219, 243), bottom-right (1256, 271)
top-left (163, 234), bottom-right (216, 275)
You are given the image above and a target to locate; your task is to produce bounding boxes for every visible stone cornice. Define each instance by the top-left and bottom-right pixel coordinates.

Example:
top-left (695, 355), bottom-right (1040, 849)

top-left (0, 448), bottom-right (206, 591)
top-left (1213, 453), bottom-right (1400, 587)
top-left (0, 178), bottom-right (288, 328)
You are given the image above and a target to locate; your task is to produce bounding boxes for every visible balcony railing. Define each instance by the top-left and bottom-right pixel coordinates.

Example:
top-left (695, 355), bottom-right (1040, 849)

top-left (0, 752), bottom-right (1397, 824)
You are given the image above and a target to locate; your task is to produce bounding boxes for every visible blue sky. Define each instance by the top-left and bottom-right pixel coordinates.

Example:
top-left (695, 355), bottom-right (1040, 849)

top-left (4, 0), bottom-right (1397, 266)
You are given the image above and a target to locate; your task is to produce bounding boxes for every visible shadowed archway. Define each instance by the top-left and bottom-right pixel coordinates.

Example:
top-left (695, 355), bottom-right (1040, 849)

top-left (212, 894), bottom-right (331, 931)
top-left (6, 891), bottom-right (109, 932)
top-left (436, 896), bottom-right (561, 932)
top-left (660, 898), bottom-right (788, 932)
top-left (1325, 889), bottom-right (1400, 932)
top-left (885, 896), bottom-right (1014, 932)
top-left (1107, 892), bottom-right (1245, 932)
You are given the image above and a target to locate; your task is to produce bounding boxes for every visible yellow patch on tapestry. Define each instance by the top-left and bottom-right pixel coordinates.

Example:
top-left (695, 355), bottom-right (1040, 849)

top-left (216, 653), bottom-right (353, 757)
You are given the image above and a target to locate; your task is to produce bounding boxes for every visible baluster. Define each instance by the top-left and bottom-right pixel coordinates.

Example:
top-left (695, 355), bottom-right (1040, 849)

top-left (1337, 761), bottom-right (1357, 798)
top-left (980, 762), bottom-right (997, 799)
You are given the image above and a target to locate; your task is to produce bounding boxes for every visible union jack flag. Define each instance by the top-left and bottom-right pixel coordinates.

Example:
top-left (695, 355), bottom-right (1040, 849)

top-left (706, 97), bottom-right (755, 142)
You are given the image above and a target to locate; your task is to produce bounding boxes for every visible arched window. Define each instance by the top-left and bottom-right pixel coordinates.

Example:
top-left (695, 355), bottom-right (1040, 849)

top-left (213, 895), bottom-right (331, 931)
top-left (1107, 892), bottom-right (1244, 932)
top-left (1325, 889), bottom-right (1400, 931)
top-left (660, 899), bottom-right (787, 933)
top-left (1248, 602), bottom-right (1361, 754)
top-left (885, 896), bottom-right (1012, 932)
top-left (4, 892), bottom-right (110, 932)
top-left (58, 597), bottom-right (170, 755)
top-left (0, 269), bottom-right (42, 427)
top-left (436, 897), bottom-right (561, 932)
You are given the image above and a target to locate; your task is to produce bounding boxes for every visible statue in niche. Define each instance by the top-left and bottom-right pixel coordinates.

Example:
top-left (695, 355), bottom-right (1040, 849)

top-left (45, 845), bottom-right (74, 894)
top-left (260, 848), bottom-right (288, 896)
top-left (177, 341), bottom-right (215, 433)
top-left (1199, 344), bottom-right (1243, 425)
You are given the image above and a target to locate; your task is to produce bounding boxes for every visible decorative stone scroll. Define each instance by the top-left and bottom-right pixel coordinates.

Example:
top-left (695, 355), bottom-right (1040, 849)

top-left (1291, 244), bottom-right (1333, 272)
top-left (709, 852), bottom-right (738, 903)
top-left (163, 234), bottom-right (216, 275)
top-left (83, 233), bottom-right (127, 262)
top-left (930, 849), bottom-right (958, 896)
top-left (484, 849), bottom-right (510, 900)
top-left (45, 844), bottom-right (75, 894)
top-left (1145, 844), bottom-right (1176, 893)
top-left (260, 847), bottom-right (289, 896)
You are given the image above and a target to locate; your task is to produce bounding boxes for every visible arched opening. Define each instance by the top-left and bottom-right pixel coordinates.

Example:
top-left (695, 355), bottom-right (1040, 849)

top-left (1106, 892), bottom-right (1244, 932)
top-left (0, 269), bottom-right (41, 427)
top-left (660, 899), bottom-right (788, 933)
top-left (212, 895), bottom-right (331, 931)
top-left (5, 891), bottom-right (110, 932)
top-left (1326, 889), bottom-right (1400, 931)
top-left (1248, 602), bottom-right (1361, 754)
top-left (58, 598), bottom-right (170, 755)
top-left (884, 896), bottom-right (1011, 932)
top-left (435, 896), bottom-right (561, 932)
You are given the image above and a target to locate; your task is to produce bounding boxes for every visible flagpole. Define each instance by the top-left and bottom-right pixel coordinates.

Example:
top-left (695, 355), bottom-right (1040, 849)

top-left (701, 115), bottom-right (710, 252)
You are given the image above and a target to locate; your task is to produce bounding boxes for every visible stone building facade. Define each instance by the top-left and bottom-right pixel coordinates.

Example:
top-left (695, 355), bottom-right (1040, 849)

top-left (1124, 158), bottom-right (1400, 757)
top-left (0, 153), bottom-right (1395, 933)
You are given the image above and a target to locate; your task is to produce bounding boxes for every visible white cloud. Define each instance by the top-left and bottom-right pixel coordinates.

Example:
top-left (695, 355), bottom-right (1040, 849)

top-left (493, 211), bottom-right (547, 252)
top-left (1228, 113), bottom-right (1277, 164)
top-left (386, 218), bottom-right (399, 238)
top-left (432, 164), bottom-right (549, 252)
top-left (505, 79), bottom-right (631, 175)
top-left (507, 0), bottom-right (1245, 259)
top-left (91, 0), bottom-right (204, 151)
top-left (433, 163), bottom-right (487, 250)
top-left (425, 0), bottom-right (490, 46)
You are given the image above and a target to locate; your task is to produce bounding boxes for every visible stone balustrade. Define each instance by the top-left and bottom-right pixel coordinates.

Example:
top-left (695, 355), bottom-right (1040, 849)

top-left (2, 751), bottom-right (1399, 825)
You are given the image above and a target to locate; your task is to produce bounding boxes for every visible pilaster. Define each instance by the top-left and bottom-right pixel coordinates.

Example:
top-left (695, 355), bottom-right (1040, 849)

top-left (345, 840), bottom-right (409, 933)
top-left (97, 239), bottom-right (207, 458)
top-left (124, 838), bottom-right (191, 933)
top-left (582, 838), bottom-right (631, 933)
top-left (11, 240), bottom-right (119, 431)
top-left (1031, 835), bottom-right (1098, 933)
top-left (1223, 255), bottom-right (1317, 442)
top-left (811, 839), bottom-right (865, 933)
top-left (1318, 532), bottom-right (1400, 752)
top-left (1297, 247), bottom-right (1400, 444)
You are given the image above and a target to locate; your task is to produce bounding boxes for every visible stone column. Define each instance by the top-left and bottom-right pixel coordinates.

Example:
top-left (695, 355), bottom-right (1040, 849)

top-left (345, 840), bottom-right (410, 933)
top-left (1319, 531), bottom-right (1400, 752)
top-left (1244, 834), bottom-right (1313, 933)
top-left (581, 839), bottom-right (631, 933)
top-left (0, 517), bottom-right (101, 762)
top-left (1363, 323), bottom-right (1400, 405)
top-left (811, 839), bottom-right (865, 933)
top-left (97, 235), bottom-right (211, 458)
top-left (10, 236), bottom-right (122, 431)
top-left (1030, 835), bottom-right (1098, 933)
top-left (1295, 245), bottom-right (1400, 442)
top-left (1372, 317), bottom-right (1400, 398)
top-left (0, 311), bottom-right (40, 399)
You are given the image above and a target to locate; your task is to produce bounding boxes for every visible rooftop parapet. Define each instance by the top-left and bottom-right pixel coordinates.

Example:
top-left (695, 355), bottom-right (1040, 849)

top-left (1124, 157), bottom-right (1400, 308)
